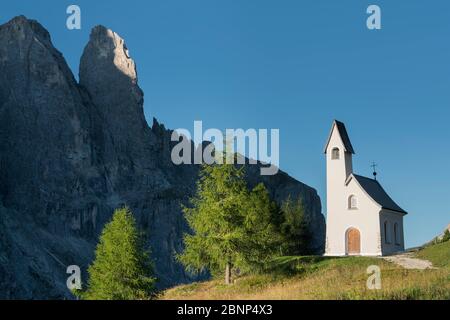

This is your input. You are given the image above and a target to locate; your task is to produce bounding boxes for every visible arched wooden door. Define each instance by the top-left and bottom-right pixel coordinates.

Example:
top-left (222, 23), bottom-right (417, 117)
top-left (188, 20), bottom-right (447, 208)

top-left (346, 228), bottom-right (361, 255)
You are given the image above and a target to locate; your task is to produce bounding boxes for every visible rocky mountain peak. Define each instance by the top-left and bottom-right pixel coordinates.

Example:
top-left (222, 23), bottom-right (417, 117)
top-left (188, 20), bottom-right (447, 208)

top-left (86, 25), bottom-right (137, 81)
top-left (0, 15), bottom-right (51, 43)
top-left (79, 24), bottom-right (148, 156)
top-left (0, 15), bottom-right (77, 94)
top-left (80, 25), bottom-right (142, 105)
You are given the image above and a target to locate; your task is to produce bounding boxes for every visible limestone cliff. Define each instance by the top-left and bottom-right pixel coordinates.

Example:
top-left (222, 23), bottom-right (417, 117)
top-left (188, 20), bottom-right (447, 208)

top-left (0, 16), bottom-right (325, 299)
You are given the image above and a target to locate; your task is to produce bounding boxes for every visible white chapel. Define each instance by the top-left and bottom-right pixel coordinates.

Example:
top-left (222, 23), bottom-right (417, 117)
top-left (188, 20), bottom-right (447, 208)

top-left (324, 120), bottom-right (407, 256)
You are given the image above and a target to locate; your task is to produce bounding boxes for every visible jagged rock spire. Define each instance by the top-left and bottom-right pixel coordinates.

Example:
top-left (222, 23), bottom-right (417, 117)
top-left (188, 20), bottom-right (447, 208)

top-left (80, 25), bottom-right (143, 107)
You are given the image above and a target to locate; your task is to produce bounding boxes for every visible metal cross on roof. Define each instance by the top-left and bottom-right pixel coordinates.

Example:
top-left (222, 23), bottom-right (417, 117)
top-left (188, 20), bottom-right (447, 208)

top-left (371, 162), bottom-right (378, 180)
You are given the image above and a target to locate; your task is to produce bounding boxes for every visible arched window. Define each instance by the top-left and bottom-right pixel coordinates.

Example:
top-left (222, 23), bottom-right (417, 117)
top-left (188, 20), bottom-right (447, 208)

top-left (384, 221), bottom-right (390, 244)
top-left (348, 195), bottom-right (358, 210)
top-left (331, 147), bottom-right (340, 160)
top-left (394, 223), bottom-right (400, 245)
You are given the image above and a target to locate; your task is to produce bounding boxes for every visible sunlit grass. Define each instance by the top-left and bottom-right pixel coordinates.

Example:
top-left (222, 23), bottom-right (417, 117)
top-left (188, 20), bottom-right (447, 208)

top-left (161, 242), bottom-right (450, 300)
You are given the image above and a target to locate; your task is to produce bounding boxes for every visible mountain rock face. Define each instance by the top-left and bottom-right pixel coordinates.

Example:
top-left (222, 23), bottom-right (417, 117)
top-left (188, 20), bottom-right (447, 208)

top-left (0, 16), bottom-right (325, 299)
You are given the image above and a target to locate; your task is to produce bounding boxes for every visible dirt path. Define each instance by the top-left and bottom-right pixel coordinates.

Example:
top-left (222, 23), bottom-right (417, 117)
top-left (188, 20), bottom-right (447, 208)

top-left (383, 252), bottom-right (434, 270)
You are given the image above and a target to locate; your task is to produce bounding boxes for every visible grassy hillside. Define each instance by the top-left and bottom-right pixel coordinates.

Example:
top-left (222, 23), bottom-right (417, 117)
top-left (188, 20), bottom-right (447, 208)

top-left (416, 241), bottom-right (450, 268)
top-left (161, 242), bottom-right (450, 300)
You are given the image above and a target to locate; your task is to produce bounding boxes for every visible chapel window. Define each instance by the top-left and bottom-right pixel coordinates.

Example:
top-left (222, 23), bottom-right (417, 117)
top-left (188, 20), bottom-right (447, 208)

top-left (331, 147), bottom-right (340, 160)
top-left (384, 221), bottom-right (391, 244)
top-left (394, 223), bottom-right (400, 245)
top-left (348, 195), bottom-right (358, 210)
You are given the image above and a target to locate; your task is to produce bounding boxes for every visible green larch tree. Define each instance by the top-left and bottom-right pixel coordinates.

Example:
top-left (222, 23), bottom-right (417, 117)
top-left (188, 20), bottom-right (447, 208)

top-left (178, 163), bottom-right (248, 285)
top-left (280, 196), bottom-right (312, 256)
top-left (82, 207), bottom-right (156, 300)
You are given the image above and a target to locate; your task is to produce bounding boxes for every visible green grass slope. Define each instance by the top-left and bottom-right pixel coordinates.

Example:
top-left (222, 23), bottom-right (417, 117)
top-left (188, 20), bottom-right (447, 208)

top-left (161, 242), bottom-right (450, 300)
top-left (416, 241), bottom-right (450, 268)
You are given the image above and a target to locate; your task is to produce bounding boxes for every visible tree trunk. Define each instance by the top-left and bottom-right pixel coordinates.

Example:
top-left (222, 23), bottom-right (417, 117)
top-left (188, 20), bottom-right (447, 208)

top-left (225, 262), bottom-right (231, 285)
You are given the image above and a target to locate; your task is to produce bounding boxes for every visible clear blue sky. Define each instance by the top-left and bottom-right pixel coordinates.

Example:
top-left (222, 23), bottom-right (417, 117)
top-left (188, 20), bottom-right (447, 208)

top-left (2, 1), bottom-right (449, 248)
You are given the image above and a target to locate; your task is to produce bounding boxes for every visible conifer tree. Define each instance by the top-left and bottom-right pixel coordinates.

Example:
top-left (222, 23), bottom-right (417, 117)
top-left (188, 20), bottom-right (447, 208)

top-left (240, 183), bottom-right (284, 270)
top-left (179, 163), bottom-right (248, 284)
top-left (82, 207), bottom-right (156, 300)
top-left (179, 155), bottom-right (285, 284)
top-left (280, 196), bottom-right (311, 255)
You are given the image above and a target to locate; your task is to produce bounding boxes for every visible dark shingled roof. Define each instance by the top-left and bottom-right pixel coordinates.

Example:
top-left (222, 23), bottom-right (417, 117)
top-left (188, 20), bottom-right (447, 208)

top-left (352, 174), bottom-right (407, 214)
top-left (324, 120), bottom-right (355, 154)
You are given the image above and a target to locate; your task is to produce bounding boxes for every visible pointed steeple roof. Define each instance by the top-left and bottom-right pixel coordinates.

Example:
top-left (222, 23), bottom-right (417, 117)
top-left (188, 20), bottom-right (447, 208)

top-left (323, 120), bottom-right (355, 154)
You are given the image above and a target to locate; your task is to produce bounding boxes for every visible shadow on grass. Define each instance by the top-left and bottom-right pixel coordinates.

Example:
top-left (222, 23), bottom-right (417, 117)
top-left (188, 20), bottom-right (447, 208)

top-left (266, 254), bottom-right (383, 276)
top-left (266, 255), bottom-right (341, 276)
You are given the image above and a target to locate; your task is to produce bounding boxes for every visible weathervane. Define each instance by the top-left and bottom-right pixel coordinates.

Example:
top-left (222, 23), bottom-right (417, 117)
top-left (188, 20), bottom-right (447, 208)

top-left (371, 162), bottom-right (378, 180)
